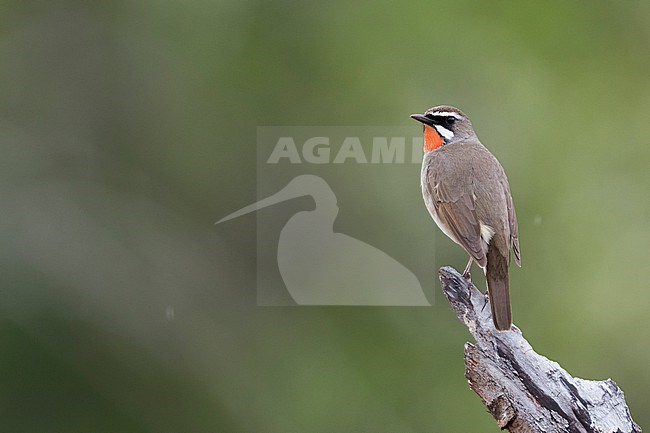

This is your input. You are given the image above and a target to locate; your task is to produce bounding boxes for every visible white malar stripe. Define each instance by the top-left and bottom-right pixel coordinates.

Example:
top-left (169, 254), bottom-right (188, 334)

top-left (429, 111), bottom-right (463, 119)
top-left (433, 124), bottom-right (454, 140)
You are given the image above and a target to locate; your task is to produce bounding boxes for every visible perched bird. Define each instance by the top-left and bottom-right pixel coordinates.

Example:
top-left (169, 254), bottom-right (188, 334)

top-left (411, 106), bottom-right (521, 331)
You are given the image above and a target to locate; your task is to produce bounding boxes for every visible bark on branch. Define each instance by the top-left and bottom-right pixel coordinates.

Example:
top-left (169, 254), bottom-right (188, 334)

top-left (438, 266), bottom-right (641, 433)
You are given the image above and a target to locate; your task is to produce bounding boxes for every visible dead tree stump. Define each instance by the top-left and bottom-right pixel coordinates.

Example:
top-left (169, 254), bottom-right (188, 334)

top-left (438, 266), bottom-right (641, 433)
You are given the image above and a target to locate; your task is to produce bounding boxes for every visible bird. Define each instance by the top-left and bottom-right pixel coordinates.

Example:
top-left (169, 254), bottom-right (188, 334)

top-left (411, 105), bottom-right (521, 331)
top-left (217, 175), bottom-right (429, 306)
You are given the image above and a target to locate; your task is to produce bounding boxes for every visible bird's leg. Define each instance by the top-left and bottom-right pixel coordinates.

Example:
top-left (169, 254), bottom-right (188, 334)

top-left (463, 257), bottom-right (473, 302)
top-left (462, 257), bottom-right (473, 281)
top-left (482, 284), bottom-right (489, 313)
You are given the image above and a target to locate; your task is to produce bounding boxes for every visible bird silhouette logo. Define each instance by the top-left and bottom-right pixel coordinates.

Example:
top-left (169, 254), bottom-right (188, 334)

top-left (218, 175), bottom-right (429, 305)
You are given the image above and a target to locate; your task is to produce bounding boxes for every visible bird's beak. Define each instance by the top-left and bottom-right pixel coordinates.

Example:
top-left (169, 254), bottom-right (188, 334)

top-left (216, 179), bottom-right (307, 224)
top-left (217, 191), bottom-right (290, 224)
top-left (410, 113), bottom-right (435, 127)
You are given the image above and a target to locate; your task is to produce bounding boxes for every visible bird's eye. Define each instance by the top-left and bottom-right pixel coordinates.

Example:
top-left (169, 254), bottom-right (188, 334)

top-left (446, 117), bottom-right (456, 126)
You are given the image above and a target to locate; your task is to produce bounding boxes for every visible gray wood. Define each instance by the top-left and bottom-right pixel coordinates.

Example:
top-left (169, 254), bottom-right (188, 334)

top-left (438, 266), bottom-right (641, 433)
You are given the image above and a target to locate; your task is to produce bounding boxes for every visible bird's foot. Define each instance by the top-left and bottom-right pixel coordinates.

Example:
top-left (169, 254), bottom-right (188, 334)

top-left (463, 272), bottom-right (473, 302)
top-left (481, 290), bottom-right (488, 313)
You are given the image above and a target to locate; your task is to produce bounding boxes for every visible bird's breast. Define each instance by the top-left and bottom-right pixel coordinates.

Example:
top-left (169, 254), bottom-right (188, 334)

top-left (420, 156), bottom-right (461, 245)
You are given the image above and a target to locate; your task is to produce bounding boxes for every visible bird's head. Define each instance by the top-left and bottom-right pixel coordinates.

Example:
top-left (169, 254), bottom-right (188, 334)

top-left (410, 105), bottom-right (475, 153)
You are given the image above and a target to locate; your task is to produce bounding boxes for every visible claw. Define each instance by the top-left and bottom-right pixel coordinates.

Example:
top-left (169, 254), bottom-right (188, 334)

top-left (481, 289), bottom-right (488, 312)
top-left (463, 257), bottom-right (473, 282)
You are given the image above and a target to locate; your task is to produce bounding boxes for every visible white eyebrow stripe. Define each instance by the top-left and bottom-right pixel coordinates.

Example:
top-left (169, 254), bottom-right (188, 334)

top-left (433, 124), bottom-right (454, 140)
top-left (429, 111), bottom-right (463, 119)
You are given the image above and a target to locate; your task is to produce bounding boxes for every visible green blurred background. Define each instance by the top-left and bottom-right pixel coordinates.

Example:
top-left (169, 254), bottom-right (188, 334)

top-left (2, 1), bottom-right (649, 432)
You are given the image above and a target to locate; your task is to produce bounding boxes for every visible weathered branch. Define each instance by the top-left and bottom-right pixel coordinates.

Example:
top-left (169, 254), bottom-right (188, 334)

top-left (439, 266), bottom-right (641, 433)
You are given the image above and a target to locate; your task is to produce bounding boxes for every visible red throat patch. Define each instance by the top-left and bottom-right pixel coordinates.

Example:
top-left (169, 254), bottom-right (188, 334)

top-left (424, 125), bottom-right (443, 153)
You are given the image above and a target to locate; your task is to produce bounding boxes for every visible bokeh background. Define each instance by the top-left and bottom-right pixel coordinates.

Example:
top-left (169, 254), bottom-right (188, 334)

top-left (2, 1), bottom-right (649, 432)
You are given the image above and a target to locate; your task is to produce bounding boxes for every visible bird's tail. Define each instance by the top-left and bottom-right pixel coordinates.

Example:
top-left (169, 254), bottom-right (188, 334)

top-left (486, 242), bottom-right (512, 331)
